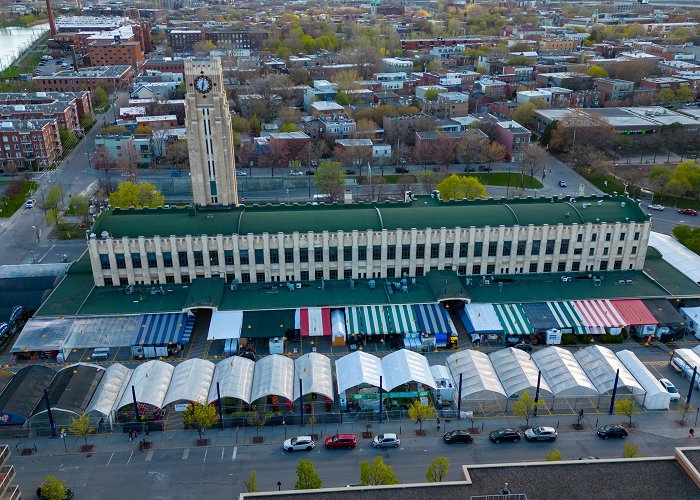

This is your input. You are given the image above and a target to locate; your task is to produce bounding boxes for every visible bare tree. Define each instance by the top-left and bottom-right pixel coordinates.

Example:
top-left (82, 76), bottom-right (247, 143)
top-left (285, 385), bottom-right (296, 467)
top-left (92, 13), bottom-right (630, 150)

top-left (117, 142), bottom-right (143, 179)
top-left (458, 133), bottom-right (488, 169)
top-left (150, 129), bottom-right (170, 163)
top-left (165, 139), bottom-right (189, 174)
top-left (91, 144), bottom-right (119, 194)
top-left (519, 143), bottom-right (548, 186)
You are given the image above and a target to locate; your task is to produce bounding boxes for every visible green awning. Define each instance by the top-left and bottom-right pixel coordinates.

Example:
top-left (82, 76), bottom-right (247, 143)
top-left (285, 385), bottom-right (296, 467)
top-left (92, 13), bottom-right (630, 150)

top-left (345, 306), bottom-right (388, 336)
top-left (493, 303), bottom-right (533, 335)
top-left (241, 309), bottom-right (296, 338)
top-left (383, 305), bottom-right (419, 334)
top-left (547, 302), bottom-right (587, 335)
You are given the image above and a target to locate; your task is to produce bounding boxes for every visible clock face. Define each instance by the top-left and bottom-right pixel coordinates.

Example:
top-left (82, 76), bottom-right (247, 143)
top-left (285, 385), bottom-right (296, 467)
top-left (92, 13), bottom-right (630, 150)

top-left (194, 75), bottom-right (213, 94)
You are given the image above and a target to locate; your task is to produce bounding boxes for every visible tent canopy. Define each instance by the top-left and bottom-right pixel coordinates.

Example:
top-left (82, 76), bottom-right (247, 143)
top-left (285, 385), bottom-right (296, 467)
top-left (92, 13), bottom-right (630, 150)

top-left (445, 350), bottom-right (507, 400)
top-left (116, 360), bottom-right (174, 410)
top-left (459, 304), bottom-right (503, 334)
top-left (429, 365), bottom-right (454, 385)
top-left (162, 358), bottom-right (215, 407)
top-left (207, 311), bottom-right (243, 341)
top-left (643, 299), bottom-right (684, 326)
top-left (208, 356), bottom-right (255, 404)
top-left (29, 363), bottom-right (105, 422)
top-left (490, 348), bottom-right (553, 398)
top-left (521, 303), bottom-right (561, 331)
top-left (572, 300), bottom-right (626, 333)
top-left (250, 354), bottom-right (294, 402)
top-left (382, 349), bottom-right (436, 391)
top-left (345, 306), bottom-right (388, 336)
top-left (242, 309), bottom-right (295, 339)
top-left (336, 350), bottom-right (382, 394)
top-left (68, 315), bottom-right (143, 349)
top-left (532, 347), bottom-right (598, 397)
top-left (648, 231), bottom-right (700, 284)
top-left (414, 303), bottom-right (457, 335)
top-left (574, 345), bottom-right (645, 395)
top-left (612, 300), bottom-right (657, 326)
top-left (546, 302), bottom-right (587, 334)
top-left (493, 304), bottom-right (533, 335)
top-left (0, 365), bottom-right (56, 424)
top-left (296, 308), bottom-right (331, 337)
top-left (10, 317), bottom-right (74, 353)
top-left (294, 352), bottom-right (334, 400)
top-left (616, 350), bottom-right (670, 410)
top-left (133, 313), bottom-right (191, 346)
top-left (383, 305), bottom-right (418, 334)
top-left (86, 363), bottom-right (132, 420)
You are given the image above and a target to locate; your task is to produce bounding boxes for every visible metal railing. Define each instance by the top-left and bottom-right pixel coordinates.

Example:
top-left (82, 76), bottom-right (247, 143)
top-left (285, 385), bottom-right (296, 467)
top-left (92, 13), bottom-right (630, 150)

top-left (0, 446), bottom-right (8, 467)
top-left (0, 466), bottom-right (16, 496)
top-left (0, 484), bottom-right (20, 500)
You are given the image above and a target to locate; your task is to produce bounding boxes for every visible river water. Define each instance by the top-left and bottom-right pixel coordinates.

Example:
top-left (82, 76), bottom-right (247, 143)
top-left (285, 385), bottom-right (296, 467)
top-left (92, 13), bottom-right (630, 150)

top-left (0, 23), bottom-right (49, 71)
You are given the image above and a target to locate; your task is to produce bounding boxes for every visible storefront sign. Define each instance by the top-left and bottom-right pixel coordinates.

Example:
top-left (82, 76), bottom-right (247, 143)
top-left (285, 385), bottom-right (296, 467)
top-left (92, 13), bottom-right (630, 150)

top-left (174, 404), bottom-right (189, 412)
top-left (352, 390), bottom-right (429, 400)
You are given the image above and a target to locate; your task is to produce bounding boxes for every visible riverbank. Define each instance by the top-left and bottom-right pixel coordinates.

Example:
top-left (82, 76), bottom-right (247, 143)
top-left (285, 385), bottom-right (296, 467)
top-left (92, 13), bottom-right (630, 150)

top-left (0, 16), bottom-right (48, 29)
top-left (0, 31), bottom-right (49, 79)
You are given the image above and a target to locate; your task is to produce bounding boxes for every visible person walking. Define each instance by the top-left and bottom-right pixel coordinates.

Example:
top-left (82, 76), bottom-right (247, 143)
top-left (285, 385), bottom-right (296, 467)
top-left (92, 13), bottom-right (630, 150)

top-left (436, 417), bottom-right (440, 432)
top-left (690, 428), bottom-right (695, 438)
top-left (129, 430), bottom-right (133, 442)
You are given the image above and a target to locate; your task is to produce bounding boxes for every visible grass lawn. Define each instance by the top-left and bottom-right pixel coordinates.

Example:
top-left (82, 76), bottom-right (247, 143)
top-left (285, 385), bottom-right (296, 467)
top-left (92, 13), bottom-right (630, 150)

top-left (357, 174), bottom-right (417, 185)
top-left (54, 222), bottom-right (84, 240)
top-left (0, 33), bottom-right (49, 79)
top-left (468, 172), bottom-right (543, 189)
top-left (1, 180), bottom-right (37, 217)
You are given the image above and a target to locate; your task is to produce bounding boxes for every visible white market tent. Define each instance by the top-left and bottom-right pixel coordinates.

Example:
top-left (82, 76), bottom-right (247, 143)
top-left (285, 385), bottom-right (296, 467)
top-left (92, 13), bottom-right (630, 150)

top-left (116, 360), bottom-right (175, 410)
top-left (162, 358), bottom-right (215, 407)
top-left (250, 354), bottom-right (295, 403)
top-left (86, 363), bottom-right (133, 426)
top-left (208, 356), bottom-right (255, 404)
top-left (335, 350), bottom-right (382, 394)
top-left (445, 350), bottom-right (507, 401)
top-left (430, 365), bottom-right (454, 386)
top-left (616, 350), bottom-right (671, 410)
top-left (489, 347), bottom-right (553, 398)
top-left (294, 352), bottom-right (334, 401)
top-left (382, 349), bottom-right (436, 391)
top-left (531, 347), bottom-right (598, 397)
top-left (331, 309), bottom-right (346, 340)
top-left (11, 317), bottom-right (75, 355)
top-left (207, 311), bottom-right (243, 340)
top-left (68, 315), bottom-right (143, 349)
top-left (649, 231), bottom-right (700, 284)
top-left (459, 304), bottom-right (504, 334)
top-left (574, 345), bottom-right (645, 395)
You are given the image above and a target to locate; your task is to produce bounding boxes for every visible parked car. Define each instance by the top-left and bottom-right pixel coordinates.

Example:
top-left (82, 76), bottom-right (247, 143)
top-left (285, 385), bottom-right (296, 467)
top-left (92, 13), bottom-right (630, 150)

top-left (464, 166), bottom-right (476, 172)
top-left (344, 169), bottom-right (356, 175)
top-left (395, 167), bottom-right (409, 174)
top-left (290, 170), bottom-right (303, 176)
top-left (559, 180), bottom-right (567, 187)
top-left (325, 433), bottom-right (357, 449)
top-left (478, 165), bottom-right (492, 172)
top-left (283, 435), bottom-right (315, 452)
top-left (25, 198), bottom-right (36, 209)
top-left (236, 170), bottom-right (247, 176)
top-left (659, 378), bottom-right (680, 401)
top-left (597, 424), bottom-right (628, 439)
top-left (371, 433), bottom-right (400, 448)
top-left (678, 208), bottom-right (698, 216)
top-left (305, 169), bottom-right (315, 175)
top-left (489, 428), bottom-right (520, 443)
top-left (524, 426), bottom-right (558, 442)
top-left (648, 204), bottom-right (665, 211)
top-left (443, 430), bottom-right (473, 444)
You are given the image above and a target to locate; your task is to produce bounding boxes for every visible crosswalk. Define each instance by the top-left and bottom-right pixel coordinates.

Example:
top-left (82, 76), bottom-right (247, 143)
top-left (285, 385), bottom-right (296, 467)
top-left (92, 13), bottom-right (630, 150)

top-left (106, 445), bottom-right (239, 467)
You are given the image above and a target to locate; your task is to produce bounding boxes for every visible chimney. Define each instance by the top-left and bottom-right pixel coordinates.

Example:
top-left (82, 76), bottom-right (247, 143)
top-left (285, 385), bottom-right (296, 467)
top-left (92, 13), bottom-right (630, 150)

top-left (45, 0), bottom-right (56, 37)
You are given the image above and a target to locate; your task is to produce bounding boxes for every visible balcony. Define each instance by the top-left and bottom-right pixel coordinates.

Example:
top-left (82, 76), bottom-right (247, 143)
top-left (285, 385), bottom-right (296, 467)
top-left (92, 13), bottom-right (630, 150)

top-left (0, 485), bottom-right (19, 500)
top-left (0, 466), bottom-right (16, 495)
top-left (0, 446), bottom-right (8, 467)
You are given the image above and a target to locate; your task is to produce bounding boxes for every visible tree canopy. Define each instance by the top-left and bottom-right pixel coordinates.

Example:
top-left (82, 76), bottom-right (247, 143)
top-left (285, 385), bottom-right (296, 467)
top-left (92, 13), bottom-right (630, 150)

top-left (426, 457), bottom-right (450, 482)
top-left (435, 174), bottom-right (488, 201)
top-left (183, 400), bottom-right (219, 438)
top-left (39, 475), bottom-right (69, 500)
top-left (407, 400), bottom-right (437, 432)
top-left (295, 459), bottom-right (322, 490)
top-left (108, 181), bottom-right (165, 209)
top-left (586, 65), bottom-right (608, 78)
top-left (360, 456), bottom-right (400, 486)
top-left (314, 161), bottom-right (346, 202)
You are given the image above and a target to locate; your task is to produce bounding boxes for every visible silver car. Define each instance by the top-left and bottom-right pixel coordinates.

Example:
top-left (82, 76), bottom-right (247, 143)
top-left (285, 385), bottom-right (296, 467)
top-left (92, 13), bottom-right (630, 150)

top-left (371, 433), bottom-right (400, 448)
top-left (524, 426), bottom-right (558, 442)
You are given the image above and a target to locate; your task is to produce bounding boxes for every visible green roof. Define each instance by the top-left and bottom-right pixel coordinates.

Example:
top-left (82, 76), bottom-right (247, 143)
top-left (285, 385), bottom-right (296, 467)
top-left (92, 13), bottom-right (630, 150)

top-left (643, 248), bottom-right (700, 297)
top-left (183, 278), bottom-right (224, 309)
top-left (91, 195), bottom-right (649, 238)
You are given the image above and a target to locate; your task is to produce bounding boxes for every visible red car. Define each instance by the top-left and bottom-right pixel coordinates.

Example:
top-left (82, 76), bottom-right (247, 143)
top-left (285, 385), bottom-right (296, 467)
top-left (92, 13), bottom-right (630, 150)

top-left (678, 208), bottom-right (698, 216)
top-left (324, 433), bottom-right (357, 449)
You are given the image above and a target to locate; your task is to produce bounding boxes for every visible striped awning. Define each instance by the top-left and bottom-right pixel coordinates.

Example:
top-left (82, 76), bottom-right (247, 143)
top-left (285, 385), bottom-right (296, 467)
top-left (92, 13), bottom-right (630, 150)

top-left (493, 304), bottom-right (533, 335)
top-left (413, 303), bottom-right (457, 336)
top-left (345, 306), bottom-right (388, 336)
top-left (133, 313), bottom-right (189, 346)
top-left (296, 307), bottom-right (332, 337)
top-left (383, 305), bottom-right (418, 334)
top-left (572, 300), bottom-right (626, 334)
top-left (547, 302), bottom-right (587, 335)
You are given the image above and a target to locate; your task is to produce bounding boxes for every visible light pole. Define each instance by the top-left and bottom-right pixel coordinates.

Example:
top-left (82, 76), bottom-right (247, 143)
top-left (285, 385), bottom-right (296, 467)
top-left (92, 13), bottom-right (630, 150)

top-left (277, 481), bottom-right (282, 491)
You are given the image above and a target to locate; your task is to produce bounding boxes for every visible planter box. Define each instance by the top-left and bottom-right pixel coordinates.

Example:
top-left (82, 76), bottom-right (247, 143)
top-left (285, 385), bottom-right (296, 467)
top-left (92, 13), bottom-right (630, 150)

top-left (361, 432), bottom-right (373, 439)
top-left (80, 445), bottom-right (94, 453)
top-left (468, 428), bottom-right (480, 434)
top-left (142, 441), bottom-right (152, 449)
top-left (196, 439), bottom-right (209, 447)
top-left (415, 429), bottom-right (426, 436)
top-left (572, 423), bottom-right (585, 431)
top-left (252, 436), bottom-right (264, 444)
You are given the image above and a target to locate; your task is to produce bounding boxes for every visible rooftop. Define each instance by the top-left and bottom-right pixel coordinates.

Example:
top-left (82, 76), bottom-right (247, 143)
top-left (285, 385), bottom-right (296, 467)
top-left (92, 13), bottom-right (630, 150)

top-left (34, 66), bottom-right (131, 79)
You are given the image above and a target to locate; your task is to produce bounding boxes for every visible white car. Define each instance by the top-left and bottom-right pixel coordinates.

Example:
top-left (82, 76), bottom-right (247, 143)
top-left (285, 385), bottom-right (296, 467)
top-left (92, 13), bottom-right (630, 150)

top-left (524, 426), bottom-right (558, 442)
top-left (290, 170), bottom-right (303, 176)
top-left (659, 378), bottom-right (680, 401)
top-left (236, 170), bottom-right (247, 176)
top-left (371, 433), bottom-right (400, 448)
top-left (283, 435), bottom-right (315, 452)
top-left (24, 198), bottom-right (36, 209)
top-left (648, 204), bottom-right (665, 211)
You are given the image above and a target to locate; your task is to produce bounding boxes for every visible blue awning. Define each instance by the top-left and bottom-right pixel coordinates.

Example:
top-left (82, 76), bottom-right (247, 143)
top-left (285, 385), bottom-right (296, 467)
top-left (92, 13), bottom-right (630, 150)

top-left (133, 313), bottom-right (190, 347)
top-left (413, 303), bottom-right (457, 336)
top-left (521, 302), bottom-right (560, 331)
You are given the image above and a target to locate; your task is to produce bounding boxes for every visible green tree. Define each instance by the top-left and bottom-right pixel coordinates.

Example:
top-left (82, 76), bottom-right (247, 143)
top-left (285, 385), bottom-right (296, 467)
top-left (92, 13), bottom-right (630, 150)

top-left (540, 120), bottom-right (558, 147)
top-left (44, 185), bottom-right (63, 212)
top-left (672, 225), bottom-right (700, 255)
top-left (668, 161), bottom-right (700, 198)
top-left (675, 86), bottom-right (692, 104)
top-left (39, 475), bottom-right (69, 500)
top-left (183, 400), bottom-right (219, 440)
top-left (59, 127), bottom-right (78, 149)
top-left (512, 390), bottom-right (544, 427)
top-left (418, 170), bottom-right (442, 192)
top-left (247, 407), bottom-right (272, 438)
top-left (92, 86), bottom-right (108, 109)
top-left (231, 114), bottom-right (250, 134)
top-left (108, 181), bottom-right (165, 209)
top-left (435, 174), bottom-right (488, 201)
top-left (657, 88), bottom-right (675, 105)
top-left (335, 92), bottom-right (351, 106)
top-left (586, 65), bottom-right (609, 78)
top-left (246, 470), bottom-right (258, 493)
top-left (279, 123), bottom-right (300, 132)
top-left (546, 449), bottom-right (563, 461)
top-left (624, 442), bottom-right (644, 458)
top-left (249, 115), bottom-right (262, 137)
top-left (314, 161), bottom-right (346, 202)
top-left (648, 165), bottom-right (673, 192)
top-left (508, 55), bottom-right (534, 66)
top-left (512, 102), bottom-right (538, 126)
top-left (294, 459), bottom-right (322, 490)
top-left (424, 88), bottom-right (439, 101)
top-left (359, 456), bottom-right (400, 486)
top-left (407, 400), bottom-right (437, 432)
top-left (69, 413), bottom-right (94, 447)
top-left (45, 208), bottom-right (63, 229)
top-left (614, 399), bottom-right (638, 427)
top-left (425, 457), bottom-right (450, 482)
top-left (72, 194), bottom-right (90, 227)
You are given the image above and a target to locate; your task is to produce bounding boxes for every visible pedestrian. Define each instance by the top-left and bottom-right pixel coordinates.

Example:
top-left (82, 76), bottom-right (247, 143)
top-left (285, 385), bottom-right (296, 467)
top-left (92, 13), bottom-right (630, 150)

top-left (690, 428), bottom-right (696, 438)
top-left (436, 417), bottom-right (440, 432)
top-left (129, 431), bottom-right (133, 442)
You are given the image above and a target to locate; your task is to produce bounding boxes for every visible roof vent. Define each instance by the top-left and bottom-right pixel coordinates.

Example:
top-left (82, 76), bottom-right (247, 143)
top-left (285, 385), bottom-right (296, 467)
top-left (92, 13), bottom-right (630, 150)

top-left (100, 231), bottom-right (110, 239)
top-left (620, 201), bottom-right (626, 208)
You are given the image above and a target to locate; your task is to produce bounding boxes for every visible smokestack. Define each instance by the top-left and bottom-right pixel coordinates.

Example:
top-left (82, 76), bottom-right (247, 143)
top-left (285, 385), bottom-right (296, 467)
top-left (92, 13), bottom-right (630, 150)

top-left (45, 0), bottom-right (57, 37)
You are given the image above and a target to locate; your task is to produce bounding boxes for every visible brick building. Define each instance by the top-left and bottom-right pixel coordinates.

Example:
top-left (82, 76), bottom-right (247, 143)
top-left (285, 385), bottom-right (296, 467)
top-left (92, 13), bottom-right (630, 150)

top-left (87, 39), bottom-right (145, 69)
top-left (0, 91), bottom-right (92, 124)
top-left (0, 102), bottom-right (80, 132)
top-left (143, 57), bottom-right (185, 76)
top-left (168, 30), bottom-right (203, 52)
top-left (34, 66), bottom-right (134, 92)
top-left (493, 120), bottom-right (531, 162)
top-left (0, 119), bottom-right (63, 170)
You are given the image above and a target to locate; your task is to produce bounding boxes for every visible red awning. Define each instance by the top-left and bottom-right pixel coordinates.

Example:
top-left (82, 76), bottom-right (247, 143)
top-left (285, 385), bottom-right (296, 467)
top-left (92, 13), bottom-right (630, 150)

top-left (298, 307), bottom-right (331, 337)
top-left (572, 300), bottom-right (626, 332)
top-left (612, 299), bottom-right (658, 326)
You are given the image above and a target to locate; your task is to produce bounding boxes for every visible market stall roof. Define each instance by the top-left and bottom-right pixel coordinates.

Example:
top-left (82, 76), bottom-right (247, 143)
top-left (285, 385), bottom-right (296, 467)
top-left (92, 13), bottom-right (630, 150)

top-left (574, 345), bottom-right (645, 395)
top-left (571, 300), bottom-right (626, 333)
top-left (10, 317), bottom-right (74, 353)
top-left (208, 356), bottom-right (255, 404)
top-left (382, 349), bottom-right (436, 391)
top-left (490, 348), bottom-right (553, 398)
top-left (242, 309), bottom-right (295, 339)
top-left (521, 303), bottom-right (561, 331)
top-left (445, 350), bottom-right (507, 401)
top-left (67, 315), bottom-right (143, 349)
top-left (207, 311), bottom-right (243, 341)
top-left (336, 350), bottom-right (382, 394)
top-left (612, 300), bottom-right (658, 326)
top-left (294, 352), bottom-right (333, 401)
top-left (162, 358), bottom-right (215, 407)
top-left (648, 231), bottom-right (700, 284)
top-left (250, 354), bottom-right (295, 403)
top-left (29, 363), bottom-right (105, 421)
top-left (295, 308), bottom-right (331, 337)
top-left (331, 309), bottom-right (346, 339)
top-left (546, 301), bottom-right (587, 334)
top-left (383, 305), bottom-right (419, 334)
top-left (413, 303), bottom-right (457, 335)
top-left (642, 299), bottom-right (684, 325)
top-left (0, 365), bottom-right (56, 424)
top-left (86, 363), bottom-right (133, 419)
top-left (459, 304), bottom-right (503, 334)
top-left (133, 313), bottom-right (190, 347)
top-left (493, 304), bottom-right (533, 335)
top-left (531, 347), bottom-right (598, 397)
top-left (616, 350), bottom-right (671, 410)
top-left (116, 360), bottom-right (175, 410)
top-left (429, 365), bottom-right (454, 385)
top-left (345, 306), bottom-right (388, 336)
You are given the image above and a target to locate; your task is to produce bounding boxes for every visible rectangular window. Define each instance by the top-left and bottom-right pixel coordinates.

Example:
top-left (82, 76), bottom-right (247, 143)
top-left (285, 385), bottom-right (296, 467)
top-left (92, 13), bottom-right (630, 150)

top-left (560, 239), bottom-right (569, 254)
top-left (254, 249), bottom-right (264, 263)
top-left (459, 243), bottom-right (468, 257)
top-left (617, 247), bottom-right (623, 256)
top-left (634, 232), bottom-right (640, 241)
top-left (486, 264), bottom-right (495, 274)
top-left (256, 272), bottom-right (265, 282)
top-left (473, 242), bottom-right (483, 257)
top-left (162, 252), bottom-right (172, 267)
top-left (591, 233), bottom-right (597, 242)
top-left (605, 233), bottom-right (611, 242)
top-left (415, 266), bottom-right (424, 276)
top-left (529, 262), bottom-right (538, 273)
top-left (358, 247), bottom-right (367, 261)
top-left (224, 250), bottom-right (234, 265)
top-left (430, 243), bottom-right (439, 258)
top-left (241, 273), bottom-right (250, 283)
top-left (209, 251), bottom-right (219, 266)
top-left (572, 261), bottom-right (580, 272)
top-left (181, 274), bottom-right (190, 284)
top-left (445, 243), bottom-right (454, 258)
top-left (589, 248), bottom-right (595, 256)
top-left (577, 234), bottom-right (583, 243)
top-left (166, 275), bottom-right (176, 284)
top-left (502, 241), bottom-right (512, 257)
top-left (131, 253), bottom-right (142, 268)
top-left (472, 264), bottom-right (481, 274)
top-left (193, 251), bottom-right (203, 266)
top-left (614, 260), bottom-right (622, 270)
top-left (373, 245), bottom-right (382, 260)
top-left (300, 271), bottom-right (309, 280)
top-left (284, 248), bottom-right (294, 263)
top-left (99, 254), bottom-right (110, 270)
top-left (314, 247), bottom-right (323, 262)
top-left (330, 269), bottom-right (338, 279)
top-left (270, 249), bottom-right (279, 264)
top-left (387, 268), bottom-right (395, 278)
top-left (531, 240), bottom-right (540, 255)
top-left (402, 245), bottom-right (411, 259)
top-left (545, 240), bottom-right (555, 255)
top-left (344, 269), bottom-right (352, 279)
top-left (239, 250), bottom-right (249, 265)
top-left (557, 262), bottom-right (566, 272)
top-left (574, 248), bottom-right (582, 255)
top-left (416, 244), bottom-right (425, 259)
top-left (387, 245), bottom-right (396, 259)
top-left (620, 233), bottom-right (626, 241)
top-left (115, 253), bottom-right (126, 269)
top-left (104, 277), bottom-right (113, 286)
top-left (178, 251), bottom-right (189, 267)
top-left (600, 261), bottom-right (608, 271)
top-left (603, 248), bottom-right (609, 256)
top-left (329, 247), bottom-right (337, 262)
top-left (458, 265), bottom-right (466, 275)
top-left (543, 262), bottom-right (552, 272)
top-left (344, 246), bottom-right (352, 261)
top-left (517, 241), bottom-right (526, 256)
top-left (314, 270), bottom-right (323, 280)
top-left (488, 242), bottom-right (497, 257)
top-left (300, 249), bottom-right (309, 263)
top-left (631, 246), bottom-right (637, 255)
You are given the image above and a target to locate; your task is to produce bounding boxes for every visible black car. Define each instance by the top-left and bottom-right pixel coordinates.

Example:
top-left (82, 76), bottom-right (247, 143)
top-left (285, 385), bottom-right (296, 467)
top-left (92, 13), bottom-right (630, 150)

top-left (478, 165), bottom-right (492, 172)
top-left (305, 169), bottom-right (314, 175)
top-left (489, 428), bottom-right (520, 443)
top-left (344, 169), bottom-right (356, 175)
top-left (443, 430), bottom-right (473, 444)
top-left (464, 166), bottom-right (476, 172)
top-left (597, 424), bottom-right (628, 440)
top-left (395, 167), bottom-right (409, 174)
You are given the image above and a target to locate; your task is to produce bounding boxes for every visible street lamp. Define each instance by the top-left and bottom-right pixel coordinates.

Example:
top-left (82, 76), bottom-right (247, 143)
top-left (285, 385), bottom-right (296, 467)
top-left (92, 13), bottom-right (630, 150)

top-left (277, 481), bottom-right (282, 491)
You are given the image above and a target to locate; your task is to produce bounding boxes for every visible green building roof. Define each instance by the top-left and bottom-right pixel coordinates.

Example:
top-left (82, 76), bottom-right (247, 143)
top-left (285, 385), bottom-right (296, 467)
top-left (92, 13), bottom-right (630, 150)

top-left (91, 195), bottom-right (649, 238)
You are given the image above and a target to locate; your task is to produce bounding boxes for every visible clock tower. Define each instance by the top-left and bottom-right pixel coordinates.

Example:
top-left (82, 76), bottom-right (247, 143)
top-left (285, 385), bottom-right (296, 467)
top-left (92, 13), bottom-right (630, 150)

top-left (184, 58), bottom-right (238, 206)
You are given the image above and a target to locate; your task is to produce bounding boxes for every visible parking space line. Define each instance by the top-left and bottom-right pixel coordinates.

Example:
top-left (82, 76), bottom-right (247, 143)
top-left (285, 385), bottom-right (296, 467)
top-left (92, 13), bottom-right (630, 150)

top-left (106, 452), bottom-right (114, 467)
top-left (182, 448), bottom-right (189, 460)
top-left (126, 451), bottom-right (133, 465)
top-left (232, 447), bottom-right (237, 461)
top-left (202, 448), bottom-right (208, 469)
top-left (145, 450), bottom-right (154, 462)
top-left (221, 447), bottom-right (225, 462)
